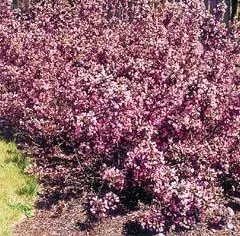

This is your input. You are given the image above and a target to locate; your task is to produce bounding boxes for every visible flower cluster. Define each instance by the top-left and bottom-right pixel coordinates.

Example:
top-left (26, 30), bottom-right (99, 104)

top-left (102, 167), bottom-right (125, 190)
top-left (90, 192), bottom-right (120, 217)
top-left (0, 0), bottom-right (239, 233)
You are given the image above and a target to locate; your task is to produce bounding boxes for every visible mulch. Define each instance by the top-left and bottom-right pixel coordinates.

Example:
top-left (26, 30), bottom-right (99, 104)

top-left (13, 194), bottom-right (240, 236)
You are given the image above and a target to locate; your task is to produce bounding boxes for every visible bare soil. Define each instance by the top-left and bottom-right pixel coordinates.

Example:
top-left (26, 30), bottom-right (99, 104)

top-left (13, 194), bottom-right (240, 236)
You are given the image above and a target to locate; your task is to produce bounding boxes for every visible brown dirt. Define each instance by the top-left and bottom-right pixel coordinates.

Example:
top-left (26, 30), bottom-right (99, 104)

top-left (13, 194), bottom-right (240, 236)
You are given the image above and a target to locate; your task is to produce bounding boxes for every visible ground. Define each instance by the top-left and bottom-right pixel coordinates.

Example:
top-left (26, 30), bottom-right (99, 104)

top-left (13, 194), bottom-right (240, 236)
top-left (0, 140), bottom-right (37, 236)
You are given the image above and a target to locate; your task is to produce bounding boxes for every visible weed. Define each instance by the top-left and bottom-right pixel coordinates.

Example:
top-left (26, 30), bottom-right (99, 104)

top-left (9, 203), bottom-right (34, 218)
top-left (16, 178), bottom-right (39, 197)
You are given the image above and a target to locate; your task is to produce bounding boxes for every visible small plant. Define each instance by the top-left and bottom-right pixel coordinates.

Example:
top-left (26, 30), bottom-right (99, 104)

top-left (5, 147), bottom-right (29, 171)
top-left (16, 178), bottom-right (39, 197)
top-left (9, 203), bottom-right (34, 218)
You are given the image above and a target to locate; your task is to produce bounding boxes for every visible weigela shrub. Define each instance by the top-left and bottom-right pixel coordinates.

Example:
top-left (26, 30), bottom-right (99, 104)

top-left (0, 0), bottom-right (239, 233)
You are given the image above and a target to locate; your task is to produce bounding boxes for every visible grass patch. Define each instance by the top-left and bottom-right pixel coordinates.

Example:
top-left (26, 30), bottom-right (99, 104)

top-left (0, 139), bottom-right (38, 236)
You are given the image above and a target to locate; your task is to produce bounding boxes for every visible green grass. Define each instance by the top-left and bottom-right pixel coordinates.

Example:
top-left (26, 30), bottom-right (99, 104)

top-left (0, 139), bottom-right (38, 236)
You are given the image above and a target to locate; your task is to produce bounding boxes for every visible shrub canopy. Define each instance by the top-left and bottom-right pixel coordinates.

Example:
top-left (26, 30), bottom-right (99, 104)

top-left (0, 0), bottom-right (239, 233)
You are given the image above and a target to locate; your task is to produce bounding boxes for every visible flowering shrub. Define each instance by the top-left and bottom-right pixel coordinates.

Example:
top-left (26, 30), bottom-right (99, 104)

top-left (0, 0), bottom-right (239, 233)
